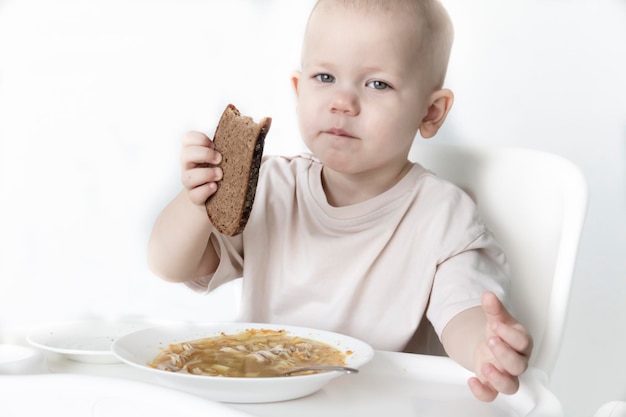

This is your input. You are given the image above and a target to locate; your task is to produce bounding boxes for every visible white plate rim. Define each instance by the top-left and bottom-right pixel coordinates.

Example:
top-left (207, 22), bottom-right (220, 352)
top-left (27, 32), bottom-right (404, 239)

top-left (27, 318), bottom-right (185, 362)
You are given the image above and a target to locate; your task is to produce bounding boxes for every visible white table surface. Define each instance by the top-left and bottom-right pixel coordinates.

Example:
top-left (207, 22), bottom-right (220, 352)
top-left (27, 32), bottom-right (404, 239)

top-left (1, 347), bottom-right (563, 417)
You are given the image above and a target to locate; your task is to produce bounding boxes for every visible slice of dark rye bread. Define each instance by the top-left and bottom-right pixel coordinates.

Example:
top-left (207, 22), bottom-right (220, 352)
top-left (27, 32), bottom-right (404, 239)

top-left (205, 104), bottom-right (272, 236)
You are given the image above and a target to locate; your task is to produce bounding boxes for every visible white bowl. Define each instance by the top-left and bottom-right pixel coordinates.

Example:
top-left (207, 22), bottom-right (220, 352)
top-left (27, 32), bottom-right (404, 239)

top-left (112, 322), bottom-right (374, 403)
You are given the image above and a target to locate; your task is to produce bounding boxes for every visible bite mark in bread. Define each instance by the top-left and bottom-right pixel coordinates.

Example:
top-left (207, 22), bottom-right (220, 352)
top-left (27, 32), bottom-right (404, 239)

top-left (205, 104), bottom-right (271, 236)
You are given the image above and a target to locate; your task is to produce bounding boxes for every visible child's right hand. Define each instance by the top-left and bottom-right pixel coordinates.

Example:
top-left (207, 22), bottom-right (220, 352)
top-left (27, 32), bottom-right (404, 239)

top-left (180, 131), bottom-right (223, 206)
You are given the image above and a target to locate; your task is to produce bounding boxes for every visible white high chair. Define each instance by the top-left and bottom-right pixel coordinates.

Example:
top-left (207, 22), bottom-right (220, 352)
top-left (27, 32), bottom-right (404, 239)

top-left (411, 143), bottom-right (588, 379)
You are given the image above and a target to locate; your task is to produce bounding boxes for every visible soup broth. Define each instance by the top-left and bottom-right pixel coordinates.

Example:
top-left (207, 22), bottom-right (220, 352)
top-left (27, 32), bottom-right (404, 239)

top-left (148, 328), bottom-right (348, 378)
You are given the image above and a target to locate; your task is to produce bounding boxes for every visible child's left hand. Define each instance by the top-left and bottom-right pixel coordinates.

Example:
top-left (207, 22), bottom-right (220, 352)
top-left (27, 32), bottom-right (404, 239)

top-left (469, 291), bottom-right (533, 402)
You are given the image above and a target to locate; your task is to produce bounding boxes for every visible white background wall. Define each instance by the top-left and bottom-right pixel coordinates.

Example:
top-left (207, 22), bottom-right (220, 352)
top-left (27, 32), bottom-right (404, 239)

top-left (0, 1), bottom-right (624, 416)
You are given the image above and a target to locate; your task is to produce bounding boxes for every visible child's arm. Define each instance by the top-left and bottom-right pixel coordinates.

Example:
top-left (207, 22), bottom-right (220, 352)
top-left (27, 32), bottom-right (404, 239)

top-left (147, 131), bottom-right (223, 282)
top-left (441, 291), bottom-right (533, 402)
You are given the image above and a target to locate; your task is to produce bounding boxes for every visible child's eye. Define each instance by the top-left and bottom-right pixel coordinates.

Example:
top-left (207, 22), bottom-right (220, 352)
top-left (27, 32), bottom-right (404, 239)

top-left (315, 73), bottom-right (335, 83)
top-left (367, 80), bottom-right (391, 90)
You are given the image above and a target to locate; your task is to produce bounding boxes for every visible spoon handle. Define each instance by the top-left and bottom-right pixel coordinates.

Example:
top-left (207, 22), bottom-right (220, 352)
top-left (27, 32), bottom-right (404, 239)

top-left (282, 365), bottom-right (359, 376)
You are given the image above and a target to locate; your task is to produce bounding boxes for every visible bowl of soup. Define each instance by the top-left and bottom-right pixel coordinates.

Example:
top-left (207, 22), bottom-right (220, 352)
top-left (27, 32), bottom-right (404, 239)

top-left (112, 322), bottom-right (374, 403)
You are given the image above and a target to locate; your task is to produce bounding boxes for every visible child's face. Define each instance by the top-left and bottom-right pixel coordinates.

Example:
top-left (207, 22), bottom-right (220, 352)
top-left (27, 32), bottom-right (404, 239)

top-left (292, 2), bottom-right (435, 176)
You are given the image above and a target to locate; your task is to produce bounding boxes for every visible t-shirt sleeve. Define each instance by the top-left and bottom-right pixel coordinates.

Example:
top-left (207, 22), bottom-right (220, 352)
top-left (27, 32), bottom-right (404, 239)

top-left (426, 230), bottom-right (510, 337)
top-left (184, 231), bottom-right (244, 293)
top-left (422, 181), bottom-right (510, 338)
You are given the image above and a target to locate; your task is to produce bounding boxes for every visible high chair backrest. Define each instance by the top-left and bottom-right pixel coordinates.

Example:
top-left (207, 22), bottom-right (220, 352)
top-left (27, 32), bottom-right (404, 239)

top-left (410, 143), bottom-right (588, 377)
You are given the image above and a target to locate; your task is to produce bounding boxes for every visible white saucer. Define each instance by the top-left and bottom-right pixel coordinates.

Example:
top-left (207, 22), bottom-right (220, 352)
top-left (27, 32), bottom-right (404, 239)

top-left (27, 318), bottom-right (181, 364)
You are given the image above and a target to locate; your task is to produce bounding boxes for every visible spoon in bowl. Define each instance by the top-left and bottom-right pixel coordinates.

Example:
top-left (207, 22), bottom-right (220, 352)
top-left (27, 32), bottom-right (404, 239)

top-left (281, 365), bottom-right (359, 376)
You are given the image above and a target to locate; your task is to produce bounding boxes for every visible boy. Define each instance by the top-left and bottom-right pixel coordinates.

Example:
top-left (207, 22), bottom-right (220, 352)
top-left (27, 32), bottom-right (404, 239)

top-left (148, 0), bottom-right (532, 401)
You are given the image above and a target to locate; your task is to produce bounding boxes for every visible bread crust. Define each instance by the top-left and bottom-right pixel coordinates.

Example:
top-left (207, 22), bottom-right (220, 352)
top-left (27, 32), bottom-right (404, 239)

top-left (205, 104), bottom-right (271, 236)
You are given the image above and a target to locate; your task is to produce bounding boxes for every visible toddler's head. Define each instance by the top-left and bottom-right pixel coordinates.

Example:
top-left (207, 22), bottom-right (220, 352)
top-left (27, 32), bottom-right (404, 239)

top-left (292, 0), bottom-right (455, 177)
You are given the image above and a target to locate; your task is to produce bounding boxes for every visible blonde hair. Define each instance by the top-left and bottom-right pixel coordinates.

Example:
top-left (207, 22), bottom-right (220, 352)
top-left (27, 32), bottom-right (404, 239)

top-left (308, 0), bottom-right (454, 90)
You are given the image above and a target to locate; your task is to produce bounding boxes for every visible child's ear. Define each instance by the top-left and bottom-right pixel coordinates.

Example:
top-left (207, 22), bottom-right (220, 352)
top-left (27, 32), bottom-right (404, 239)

top-left (291, 70), bottom-right (302, 97)
top-left (419, 88), bottom-right (454, 138)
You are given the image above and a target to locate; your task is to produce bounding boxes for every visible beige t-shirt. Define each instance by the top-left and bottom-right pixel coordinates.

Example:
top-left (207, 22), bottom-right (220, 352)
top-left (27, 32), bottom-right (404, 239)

top-left (188, 154), bottom-right (509, 352)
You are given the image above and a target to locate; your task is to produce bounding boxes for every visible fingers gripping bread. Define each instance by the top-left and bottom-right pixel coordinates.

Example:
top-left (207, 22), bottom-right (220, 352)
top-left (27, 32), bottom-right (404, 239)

top-left (205, 104), bottom-right (272, 236)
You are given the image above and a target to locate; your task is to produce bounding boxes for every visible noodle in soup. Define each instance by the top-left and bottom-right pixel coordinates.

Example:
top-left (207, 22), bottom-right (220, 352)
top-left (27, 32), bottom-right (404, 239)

top-left (148, 328), bottom-right (349, 378)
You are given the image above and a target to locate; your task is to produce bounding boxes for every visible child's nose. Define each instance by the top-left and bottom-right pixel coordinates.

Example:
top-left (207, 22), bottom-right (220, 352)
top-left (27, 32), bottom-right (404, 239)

top-left (329, 88), bottom-right (360, 116)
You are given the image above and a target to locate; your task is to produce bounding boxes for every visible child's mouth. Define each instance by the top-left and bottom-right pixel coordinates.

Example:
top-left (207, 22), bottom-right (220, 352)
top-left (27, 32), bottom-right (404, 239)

top-left (325, 128), bottom-right (356, 138)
